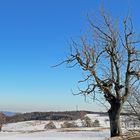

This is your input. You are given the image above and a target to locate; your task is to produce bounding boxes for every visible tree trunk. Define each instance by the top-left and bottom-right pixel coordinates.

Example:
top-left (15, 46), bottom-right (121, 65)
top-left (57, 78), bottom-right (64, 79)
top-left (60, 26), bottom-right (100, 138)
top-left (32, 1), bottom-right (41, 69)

top-left (108, 100), bottom-right (122, 137)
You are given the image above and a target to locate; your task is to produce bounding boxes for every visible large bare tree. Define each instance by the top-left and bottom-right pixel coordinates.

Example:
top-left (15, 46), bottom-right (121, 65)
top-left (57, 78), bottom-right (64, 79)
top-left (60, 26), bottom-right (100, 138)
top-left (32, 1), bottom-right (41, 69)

top-left (57, 11), bottom-right (140, 137)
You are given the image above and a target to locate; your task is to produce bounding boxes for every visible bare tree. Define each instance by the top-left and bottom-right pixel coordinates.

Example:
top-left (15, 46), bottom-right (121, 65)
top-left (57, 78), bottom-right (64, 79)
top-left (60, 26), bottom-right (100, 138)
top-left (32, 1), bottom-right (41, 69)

top-left (125, 86), bottom-right (140, 121)
top-left (56, 11), bottom-right (140, 137)
top-left (0, 112), bottom-right (6, 131)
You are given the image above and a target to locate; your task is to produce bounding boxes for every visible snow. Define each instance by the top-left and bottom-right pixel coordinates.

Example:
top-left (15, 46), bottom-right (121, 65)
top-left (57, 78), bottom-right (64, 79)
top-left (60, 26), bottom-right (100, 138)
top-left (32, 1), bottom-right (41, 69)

top-left (3, 121), bottom-right (46, 132)
top-left (0, 130), bottom-right (109, 140)
top-left (2, 113), bottom-right (140, 140)
top-left (1, 114), bottom-right (110, 140)
top-left (2, 114), bottom-right (110, 132)
top-left (2, 120), bottom-right (68, 132)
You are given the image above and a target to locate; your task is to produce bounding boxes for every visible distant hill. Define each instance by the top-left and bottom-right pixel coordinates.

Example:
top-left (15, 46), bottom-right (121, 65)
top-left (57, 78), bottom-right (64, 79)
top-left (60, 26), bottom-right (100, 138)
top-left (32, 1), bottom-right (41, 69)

top-left (2, 111), bottom-right (17, 117)
top-left (5, 111), bottom-right (108, 123)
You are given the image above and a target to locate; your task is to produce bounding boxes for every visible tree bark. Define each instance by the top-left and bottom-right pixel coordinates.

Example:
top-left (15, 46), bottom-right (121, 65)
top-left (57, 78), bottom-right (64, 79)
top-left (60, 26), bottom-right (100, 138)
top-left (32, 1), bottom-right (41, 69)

top-left (108, 100), bottom-right (122, 137)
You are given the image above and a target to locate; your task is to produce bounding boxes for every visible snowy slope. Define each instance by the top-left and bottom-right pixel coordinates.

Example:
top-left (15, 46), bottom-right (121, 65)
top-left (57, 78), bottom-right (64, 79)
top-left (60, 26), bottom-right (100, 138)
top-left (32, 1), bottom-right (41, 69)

top-left (2, 113), bottom-right (139, 140)
top-left (1, 113), bottom-right (110, 140)
top-left (2, 114), bottom-right (110, 132)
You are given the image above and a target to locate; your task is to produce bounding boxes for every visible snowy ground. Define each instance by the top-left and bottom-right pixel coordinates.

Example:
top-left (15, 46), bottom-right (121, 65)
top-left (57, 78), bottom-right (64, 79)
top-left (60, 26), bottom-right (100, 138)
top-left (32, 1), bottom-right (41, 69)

top-left (0, 114), bottom-right (111, 140)
top-left (1, 114), bottom-right (140, 140)
top-left (0, 130), bottom-right (110, 140)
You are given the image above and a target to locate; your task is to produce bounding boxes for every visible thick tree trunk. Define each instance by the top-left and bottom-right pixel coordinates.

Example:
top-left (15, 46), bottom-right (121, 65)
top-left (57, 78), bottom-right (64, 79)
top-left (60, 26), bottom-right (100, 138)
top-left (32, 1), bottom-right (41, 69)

top-left (108, 100), bottom-right (122, 137)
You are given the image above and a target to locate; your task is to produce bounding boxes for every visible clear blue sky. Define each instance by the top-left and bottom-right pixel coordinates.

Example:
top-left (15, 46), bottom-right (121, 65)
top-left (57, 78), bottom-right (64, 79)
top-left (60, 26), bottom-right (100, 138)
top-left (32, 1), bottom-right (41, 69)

top-left (0, 0), bottom-right (139, 112)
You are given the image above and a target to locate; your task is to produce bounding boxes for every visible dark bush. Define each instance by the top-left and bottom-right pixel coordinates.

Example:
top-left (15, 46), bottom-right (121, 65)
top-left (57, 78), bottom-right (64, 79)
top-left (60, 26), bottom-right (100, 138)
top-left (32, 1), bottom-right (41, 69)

top-left (44, 121), bottom-right (56, 129)
top-left (61, 121), bottom-right (77, 128)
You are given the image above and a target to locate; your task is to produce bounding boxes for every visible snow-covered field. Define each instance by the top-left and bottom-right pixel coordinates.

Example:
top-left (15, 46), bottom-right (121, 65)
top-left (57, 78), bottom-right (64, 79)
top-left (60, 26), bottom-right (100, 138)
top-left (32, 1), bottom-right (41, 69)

top-left (0, 130), bottom-right (110, 140)
top-left (0, 114), bottom-right (111, 140)
top-left (1, 113), bottom-right (139, 140)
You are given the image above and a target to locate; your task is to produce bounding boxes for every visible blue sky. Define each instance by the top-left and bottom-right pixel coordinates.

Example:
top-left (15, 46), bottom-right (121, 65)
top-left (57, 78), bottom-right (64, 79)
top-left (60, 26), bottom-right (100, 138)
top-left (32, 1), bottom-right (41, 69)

top-left (0, 0), bottom-right (139, 112)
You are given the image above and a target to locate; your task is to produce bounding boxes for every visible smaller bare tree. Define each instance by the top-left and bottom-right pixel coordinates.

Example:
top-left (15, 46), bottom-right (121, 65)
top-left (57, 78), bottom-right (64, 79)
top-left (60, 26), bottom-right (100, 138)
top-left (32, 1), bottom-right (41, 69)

top-left (81, 116), bottom-right (93, 127)
top-left (125, 86), bottom-right (140, 121)
top-left (0, 113), bottom-right (6, 131)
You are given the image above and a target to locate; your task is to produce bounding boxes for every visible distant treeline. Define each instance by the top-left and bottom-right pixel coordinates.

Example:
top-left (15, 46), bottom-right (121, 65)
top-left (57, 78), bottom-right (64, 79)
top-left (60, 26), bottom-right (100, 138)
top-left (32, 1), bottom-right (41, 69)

top-left (3, 110), bottom-right (133, 123)
top-left (5, 111), bottom-right (108, 123)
